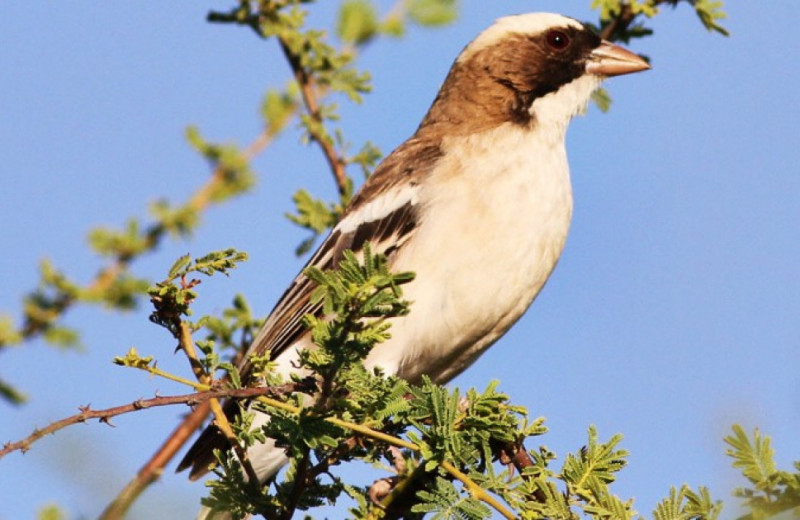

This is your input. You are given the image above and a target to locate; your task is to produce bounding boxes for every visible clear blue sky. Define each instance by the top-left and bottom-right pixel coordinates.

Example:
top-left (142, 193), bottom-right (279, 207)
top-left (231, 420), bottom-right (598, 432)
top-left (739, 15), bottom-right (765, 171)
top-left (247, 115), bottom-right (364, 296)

top-left (2, 1), bottom-right (798, 518)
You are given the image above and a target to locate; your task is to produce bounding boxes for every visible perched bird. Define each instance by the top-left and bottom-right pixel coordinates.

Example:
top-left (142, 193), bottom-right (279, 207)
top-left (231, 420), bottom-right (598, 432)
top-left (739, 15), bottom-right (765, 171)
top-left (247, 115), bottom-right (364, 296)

top-left (179, 11), bottom-right (649, 517)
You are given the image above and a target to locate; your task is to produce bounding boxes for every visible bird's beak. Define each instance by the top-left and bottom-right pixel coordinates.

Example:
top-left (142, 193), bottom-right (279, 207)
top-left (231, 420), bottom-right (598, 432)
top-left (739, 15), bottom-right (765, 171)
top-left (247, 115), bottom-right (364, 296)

top-left (586, 40), bottom-right (650, 77)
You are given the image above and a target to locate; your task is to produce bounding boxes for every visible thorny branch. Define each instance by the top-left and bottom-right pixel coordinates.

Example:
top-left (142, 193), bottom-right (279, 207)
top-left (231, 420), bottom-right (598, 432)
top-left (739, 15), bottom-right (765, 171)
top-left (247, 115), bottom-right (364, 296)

top-left (0, 386), bottom-right (292, 460)
top-left (99, 284), bottom-right (262, 520)
top-left (99, 6), bottom-right (363, 514)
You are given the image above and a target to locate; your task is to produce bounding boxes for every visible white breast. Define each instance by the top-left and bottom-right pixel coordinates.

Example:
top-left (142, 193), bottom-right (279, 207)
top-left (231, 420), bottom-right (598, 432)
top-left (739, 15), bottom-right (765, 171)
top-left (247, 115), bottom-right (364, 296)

top-left (364, 122), bottom-right (574, 382)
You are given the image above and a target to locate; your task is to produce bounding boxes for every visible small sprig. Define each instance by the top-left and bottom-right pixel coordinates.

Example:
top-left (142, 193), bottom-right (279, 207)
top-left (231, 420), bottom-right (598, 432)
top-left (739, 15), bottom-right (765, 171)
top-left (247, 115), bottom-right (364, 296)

top-left (724, 424), bottom-right (800, 519)
top-left (285, 185), bottom-right (352, 256)
top-left (0, 384), bottom-right (309, 461)
top-left (147, 249), bottom-right (247, 337)
top-left (653, 485), bottom-right (722, 520)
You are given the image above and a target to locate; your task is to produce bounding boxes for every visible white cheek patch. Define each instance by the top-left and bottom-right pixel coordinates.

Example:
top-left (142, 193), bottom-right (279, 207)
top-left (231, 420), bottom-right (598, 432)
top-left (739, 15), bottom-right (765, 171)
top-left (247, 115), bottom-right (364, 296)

top-left (529, 74), bottom-right (602, 126)
top-left (337, 184), bottom-right (421, 234)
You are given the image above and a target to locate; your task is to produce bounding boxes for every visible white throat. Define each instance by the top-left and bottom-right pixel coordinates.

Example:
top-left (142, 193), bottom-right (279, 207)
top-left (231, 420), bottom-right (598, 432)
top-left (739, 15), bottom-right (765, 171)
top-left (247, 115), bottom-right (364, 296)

top-left (530, 74), bottom-right (602, 131)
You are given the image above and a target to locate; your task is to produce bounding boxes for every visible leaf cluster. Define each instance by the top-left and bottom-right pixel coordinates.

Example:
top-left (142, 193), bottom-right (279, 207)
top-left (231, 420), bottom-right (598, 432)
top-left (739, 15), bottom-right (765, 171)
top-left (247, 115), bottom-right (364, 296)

top-left (79, 240), bottom-right (798, 520)
top-left (337, 0), bottom-right (458, 45)
top-left (724, 425), bottom-right (800, 519)
top-left (13, 241), bottom-right (800, 520)
top-left (190, 247), bottom-right (687, 520)
top-left (208, 0), bottom-right (460, 258)
top-left (591, 0), bottom-right (728, 39)
top-left (148, 249), bottom-right (248, 338)
top-left (202, 244), bottom-right (415, 518)
top-left (196, 293), bottom-right (265, 376)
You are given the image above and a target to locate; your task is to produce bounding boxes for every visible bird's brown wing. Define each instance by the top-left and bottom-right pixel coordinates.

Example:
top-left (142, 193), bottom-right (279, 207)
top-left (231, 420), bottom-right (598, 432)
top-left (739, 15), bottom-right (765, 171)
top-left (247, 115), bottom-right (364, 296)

top-left (177, 138), bottom-right (442, 479)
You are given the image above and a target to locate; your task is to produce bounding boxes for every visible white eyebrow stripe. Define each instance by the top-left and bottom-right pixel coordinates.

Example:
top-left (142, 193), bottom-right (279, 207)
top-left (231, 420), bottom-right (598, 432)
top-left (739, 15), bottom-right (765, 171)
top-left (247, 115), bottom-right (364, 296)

top-left (458, 12), bottom-right (583, 63)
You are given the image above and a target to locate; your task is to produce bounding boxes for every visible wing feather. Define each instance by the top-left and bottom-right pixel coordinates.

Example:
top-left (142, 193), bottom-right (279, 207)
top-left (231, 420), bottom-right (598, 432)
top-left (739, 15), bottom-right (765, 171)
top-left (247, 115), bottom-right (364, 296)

top-left (178, 137), bottom-right (442, 478)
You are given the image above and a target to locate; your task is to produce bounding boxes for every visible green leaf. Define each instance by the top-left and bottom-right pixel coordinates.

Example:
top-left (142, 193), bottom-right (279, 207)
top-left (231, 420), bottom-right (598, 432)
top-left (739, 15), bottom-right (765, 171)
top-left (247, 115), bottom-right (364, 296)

top-left (0, 315), bottom-right (22, 346)
top-left (285, 189), bottom-right (349, 256)
top-left (591, 0), bottom-right (623, 21)
top-left (591, 88), bottom-right (612, 113)
top-left (693, 0), bottom-right (730, 36)
top-left (94, 274), bottom-right (151, 309)
top-left (286, 190), bottom-right (338, 234)
top-left (149, 199), bottom-right (200, 237)
top-left (724, 424), bottom-right (776, 488)
top-left (629, 0), bottom-right (659, 18)
top-left (168, 254), bottom-right (192, 279)
top-left (337, 0), bottom-right (379, 45)
top-left (561, 425), bottom-right (628, 499)
top-left (411, 476), bottom-right (491, 519)
top-left (261, 87), bottom-right (297, 135)
top-left (185, 124), bottom-right (204, 151)
top-left (654, 485), bottom-right (721, 520)
top-left (379, 15), bottom-right (405, 38)
top-left (42, 326), bottom-right (80, 349)
top-left (184, 126), bottom-right (256, 203)
top-left (0, 378), bottom-right (27, 405)
top-left (113, 347), bottom-right (154, 369)
top-left (88, 219), bottom-right (150, 258)
top-left (36, 504), bottom-right (66, 520)
top-left (407, 0), bottom-right (459, 27)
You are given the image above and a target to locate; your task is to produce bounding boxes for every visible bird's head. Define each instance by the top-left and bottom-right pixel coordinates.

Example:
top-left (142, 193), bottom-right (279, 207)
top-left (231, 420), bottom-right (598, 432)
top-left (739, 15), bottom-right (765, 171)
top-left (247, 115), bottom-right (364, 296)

top-left (417, 13), bottom-right (650, 136)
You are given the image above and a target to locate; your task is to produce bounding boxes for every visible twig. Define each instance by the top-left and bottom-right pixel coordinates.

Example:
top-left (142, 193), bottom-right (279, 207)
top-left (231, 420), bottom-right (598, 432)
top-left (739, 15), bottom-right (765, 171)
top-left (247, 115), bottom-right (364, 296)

top-left (279, 437), bottom-right (360, 520)
top-left (174, 320), bottom-right (261, 486)
top-left (599, 4), bottom-right (636, 41)
top-left (373, 462), bottom-right (428, 520)
top-left (371, 458), bottom-right (518, 520)
top-left (123, 355), bottom-right (421, 454)
top-left (1, 377), bottom-right (418, 465)
top-left (97, 128), bottom-right (281, 518)
top-left (441, 460), bottom-right (517, 520)
top-left (98, 401), bottom-right (211, 520)
top-left (187, 128), bottom-right (275, 211)
top-left (495, 440), bottom-right (548, 504)
top-left (0, 386), bottom-right (281, 460)
top-left (599, 0), bottom-right (674, 41)
top-left (278, 445), bottom-right (312, 520)
top-left (277, 37), bottom-right (349, 196)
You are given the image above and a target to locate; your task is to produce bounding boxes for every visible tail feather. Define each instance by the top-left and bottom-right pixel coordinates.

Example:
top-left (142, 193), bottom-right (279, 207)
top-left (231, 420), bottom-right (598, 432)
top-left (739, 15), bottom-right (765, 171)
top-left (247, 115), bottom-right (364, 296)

top-left (176, 422), bottom-right (230, 481)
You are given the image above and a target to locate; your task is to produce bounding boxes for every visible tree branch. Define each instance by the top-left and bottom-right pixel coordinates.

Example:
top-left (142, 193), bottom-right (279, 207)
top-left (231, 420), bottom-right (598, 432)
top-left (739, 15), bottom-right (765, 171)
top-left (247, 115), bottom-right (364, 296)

top-left (174, 320), bottom-right (262, 487)
top-left (277, 37), bottom-right (349, 196)
top-left (495, 440), bottom-right (549, 504)
top-left (0, 386), bottom-right (283, 460)
top-left (98, 401), bottom-right (212, 520)
top-left (440, 460), bottom-right (517, 520)
top-left (599, 0), bottom-right (676, 41)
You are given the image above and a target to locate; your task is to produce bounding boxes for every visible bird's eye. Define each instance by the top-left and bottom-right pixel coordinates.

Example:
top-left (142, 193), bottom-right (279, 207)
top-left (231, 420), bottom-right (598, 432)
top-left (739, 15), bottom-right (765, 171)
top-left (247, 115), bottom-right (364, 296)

top-left (545, 30), bottom-right (570, 51)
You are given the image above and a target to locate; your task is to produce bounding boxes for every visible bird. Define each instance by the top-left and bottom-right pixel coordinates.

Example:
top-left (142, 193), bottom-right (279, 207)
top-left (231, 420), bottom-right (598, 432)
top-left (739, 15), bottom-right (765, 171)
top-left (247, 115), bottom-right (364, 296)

top-left (179, 11), bottom-right (650, 517)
